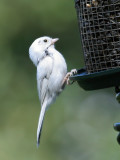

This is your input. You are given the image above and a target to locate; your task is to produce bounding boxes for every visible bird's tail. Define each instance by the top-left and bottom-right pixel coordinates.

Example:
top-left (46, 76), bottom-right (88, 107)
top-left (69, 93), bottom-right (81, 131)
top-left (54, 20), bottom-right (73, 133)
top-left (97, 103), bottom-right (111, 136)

top-left (37, 101), bottom-right (47, 147)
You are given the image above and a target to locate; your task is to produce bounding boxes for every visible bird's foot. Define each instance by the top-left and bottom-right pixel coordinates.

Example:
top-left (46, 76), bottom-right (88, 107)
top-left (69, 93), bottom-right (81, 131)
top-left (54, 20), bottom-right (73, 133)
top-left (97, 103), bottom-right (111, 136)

top-left (64, 69), bottom-right (77, 85)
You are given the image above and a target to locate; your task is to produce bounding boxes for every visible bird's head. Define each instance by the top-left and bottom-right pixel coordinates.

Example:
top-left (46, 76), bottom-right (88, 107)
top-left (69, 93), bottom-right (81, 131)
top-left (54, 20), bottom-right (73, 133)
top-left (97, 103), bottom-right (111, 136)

top-left (35, 36), bottom-right (59, 50)
top-left (29, 36), bottom-right (59, 66)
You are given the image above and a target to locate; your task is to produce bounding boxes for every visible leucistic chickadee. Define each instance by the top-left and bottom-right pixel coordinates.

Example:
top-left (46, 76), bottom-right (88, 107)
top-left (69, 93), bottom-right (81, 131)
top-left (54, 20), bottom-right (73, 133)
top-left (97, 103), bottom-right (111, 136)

top-left (29, 36), bottom-right (77, 146)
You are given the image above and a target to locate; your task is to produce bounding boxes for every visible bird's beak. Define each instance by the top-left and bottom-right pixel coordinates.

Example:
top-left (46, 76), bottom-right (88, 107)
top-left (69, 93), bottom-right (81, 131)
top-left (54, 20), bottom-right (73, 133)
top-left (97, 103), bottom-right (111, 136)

top-left (51, 38), bottom-right (59, 45)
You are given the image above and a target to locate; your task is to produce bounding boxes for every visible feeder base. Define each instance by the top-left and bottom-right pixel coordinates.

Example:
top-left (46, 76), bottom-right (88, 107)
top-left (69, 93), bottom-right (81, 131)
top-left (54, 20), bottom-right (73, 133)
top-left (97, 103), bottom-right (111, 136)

top-left (70, 68), bottom-right (120, 90)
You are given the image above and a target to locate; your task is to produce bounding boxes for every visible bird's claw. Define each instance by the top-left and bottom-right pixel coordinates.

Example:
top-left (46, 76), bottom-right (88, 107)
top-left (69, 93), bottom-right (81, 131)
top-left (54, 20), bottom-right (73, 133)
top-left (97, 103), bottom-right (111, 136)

top-left (65, 69), bottom-right (77, 85)
top-left (71, 69), bottom-right (77, 75)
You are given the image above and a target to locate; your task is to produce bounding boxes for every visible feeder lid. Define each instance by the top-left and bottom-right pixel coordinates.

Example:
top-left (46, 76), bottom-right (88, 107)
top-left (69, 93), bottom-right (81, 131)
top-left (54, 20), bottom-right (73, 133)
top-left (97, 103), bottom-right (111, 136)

top-left (70, 68), bottom-right (120, 90)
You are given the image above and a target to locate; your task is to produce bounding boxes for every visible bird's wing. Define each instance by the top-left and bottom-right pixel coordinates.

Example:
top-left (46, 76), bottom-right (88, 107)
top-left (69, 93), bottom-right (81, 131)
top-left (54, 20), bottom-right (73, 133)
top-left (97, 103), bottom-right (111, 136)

top-left (37, 56), bottom-right (53, 145)
top-left (37, 56), bottom-right (53, 105)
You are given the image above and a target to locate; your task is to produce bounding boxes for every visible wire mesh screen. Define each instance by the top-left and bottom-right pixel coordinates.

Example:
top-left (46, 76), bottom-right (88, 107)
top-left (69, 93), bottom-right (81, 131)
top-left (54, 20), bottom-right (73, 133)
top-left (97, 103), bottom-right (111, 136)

top-left (75, 0), bottom-right (120, 73)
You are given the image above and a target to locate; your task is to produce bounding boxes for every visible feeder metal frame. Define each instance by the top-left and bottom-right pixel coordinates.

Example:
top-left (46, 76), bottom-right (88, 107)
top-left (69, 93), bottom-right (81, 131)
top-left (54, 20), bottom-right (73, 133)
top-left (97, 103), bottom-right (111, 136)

top-left (75, 0), bottom-right (120, 73)
top-left (70, 0), bottom-right (120, 90)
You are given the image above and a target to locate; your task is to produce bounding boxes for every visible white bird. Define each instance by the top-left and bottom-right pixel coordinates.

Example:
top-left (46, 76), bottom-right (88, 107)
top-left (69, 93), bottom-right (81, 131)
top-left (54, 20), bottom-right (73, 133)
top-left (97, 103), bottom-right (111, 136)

top-left (29, 36), bottom-right (76, 146)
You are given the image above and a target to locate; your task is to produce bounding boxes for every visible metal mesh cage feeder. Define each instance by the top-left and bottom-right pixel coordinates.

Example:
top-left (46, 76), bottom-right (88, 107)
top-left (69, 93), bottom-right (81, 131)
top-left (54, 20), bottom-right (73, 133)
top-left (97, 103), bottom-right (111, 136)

top-left (70, 0), bottom-right (120, 90)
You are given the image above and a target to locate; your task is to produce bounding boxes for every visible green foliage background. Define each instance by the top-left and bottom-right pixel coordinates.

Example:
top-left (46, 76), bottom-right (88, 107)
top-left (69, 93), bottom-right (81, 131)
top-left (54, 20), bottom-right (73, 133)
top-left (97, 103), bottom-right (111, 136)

top-left (0, 0), bottom-right (120, 159)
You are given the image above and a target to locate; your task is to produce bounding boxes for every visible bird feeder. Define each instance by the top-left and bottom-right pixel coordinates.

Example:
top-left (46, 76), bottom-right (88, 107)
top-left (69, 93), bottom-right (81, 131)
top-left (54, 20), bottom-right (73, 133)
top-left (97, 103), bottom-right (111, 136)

top-left (71, 0), bottom-right (120, 91)
top-left (70, 0), bottom-right (120, 145)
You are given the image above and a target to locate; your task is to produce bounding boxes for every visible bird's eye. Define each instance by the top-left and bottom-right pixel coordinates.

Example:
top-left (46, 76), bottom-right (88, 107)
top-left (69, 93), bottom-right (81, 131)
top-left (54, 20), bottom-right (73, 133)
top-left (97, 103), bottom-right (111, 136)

top-left (44, 39), bottom-right (47, 42)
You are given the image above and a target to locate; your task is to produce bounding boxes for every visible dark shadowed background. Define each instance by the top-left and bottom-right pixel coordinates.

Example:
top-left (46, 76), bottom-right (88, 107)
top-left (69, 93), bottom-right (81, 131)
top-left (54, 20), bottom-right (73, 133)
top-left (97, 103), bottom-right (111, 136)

top-left (0, 0), bottom-right (120, 159)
